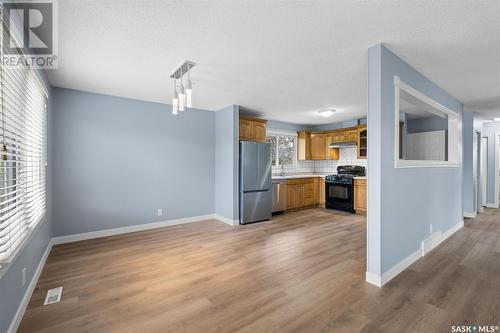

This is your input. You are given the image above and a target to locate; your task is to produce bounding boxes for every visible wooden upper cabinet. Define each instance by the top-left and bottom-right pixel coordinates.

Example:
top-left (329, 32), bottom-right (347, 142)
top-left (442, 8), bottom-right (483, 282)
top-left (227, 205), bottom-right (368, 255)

top-left (239, 116), bottom-right (267, 143)
top-left (298, 131), bottom-right (339, 161)
top-left (345, 130), bottom-right (358, 142)
top-left (332, 131), bottom-right (346, 143)
top-left (239, 119), bottom-right (252, 141)
top-left (357, 125), bottom-right (367, 159)
top-left (310, 133), bottom-right (325, 160)
top-left (297, 131), bottom-right (311, 161)
top-left (252, 121), bottom-right (266, 143)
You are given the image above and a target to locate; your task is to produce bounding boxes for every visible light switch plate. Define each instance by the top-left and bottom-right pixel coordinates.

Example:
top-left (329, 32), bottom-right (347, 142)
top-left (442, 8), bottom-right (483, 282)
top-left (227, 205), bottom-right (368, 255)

top-left (157, 209), bottom-right (163, 217)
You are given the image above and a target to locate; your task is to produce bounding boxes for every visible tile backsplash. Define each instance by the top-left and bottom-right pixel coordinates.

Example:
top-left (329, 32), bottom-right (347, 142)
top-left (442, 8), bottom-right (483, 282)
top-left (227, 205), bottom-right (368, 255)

top-left (271, 147), bottom-right (367, 175)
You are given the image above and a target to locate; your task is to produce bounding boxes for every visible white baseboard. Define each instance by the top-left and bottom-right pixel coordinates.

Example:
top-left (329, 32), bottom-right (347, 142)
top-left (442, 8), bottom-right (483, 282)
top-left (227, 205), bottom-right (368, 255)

top-left (8, 239), bottom-right (54, 333)
top-left (478, 207), bottom-right (484, 213)
top-left (381, 249), bottom-right (421, 286)
top-left (486, 203), bottom-right (497, 208)
top-left (463, 212), bottom-right (477, 219)
top-left (214, 214), bottom-right (240, 226)
top-left (442, 220), bottom-right (464, 240)
top-left (421, 231), bottom-right (443, 256)
top-left (366, 219), bottom-right (464, 288)
top-left (52, 214), bottom-right (217, 245)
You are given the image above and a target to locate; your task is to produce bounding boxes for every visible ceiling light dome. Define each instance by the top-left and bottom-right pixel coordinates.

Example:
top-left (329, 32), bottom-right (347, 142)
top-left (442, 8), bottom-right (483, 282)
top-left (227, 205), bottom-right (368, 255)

top-left (319, 109), bottom-right (335, 117)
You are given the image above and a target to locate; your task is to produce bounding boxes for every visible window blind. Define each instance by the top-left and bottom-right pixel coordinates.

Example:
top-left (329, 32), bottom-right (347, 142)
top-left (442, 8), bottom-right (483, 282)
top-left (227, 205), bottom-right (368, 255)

top-left (0, 19), bottom-right (48, 264)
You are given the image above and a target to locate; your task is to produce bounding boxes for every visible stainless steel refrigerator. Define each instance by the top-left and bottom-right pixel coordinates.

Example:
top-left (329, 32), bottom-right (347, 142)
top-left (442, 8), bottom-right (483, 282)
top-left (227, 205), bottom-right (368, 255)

top-left (239, 141), bottom-right (272, 224)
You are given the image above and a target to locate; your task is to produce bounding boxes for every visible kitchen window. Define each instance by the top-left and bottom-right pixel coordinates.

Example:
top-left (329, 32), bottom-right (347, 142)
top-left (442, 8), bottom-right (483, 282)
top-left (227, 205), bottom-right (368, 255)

top-left (266, 131), bottom-right (297, 166)
top-left (0, 25), bottom-right (48, 267)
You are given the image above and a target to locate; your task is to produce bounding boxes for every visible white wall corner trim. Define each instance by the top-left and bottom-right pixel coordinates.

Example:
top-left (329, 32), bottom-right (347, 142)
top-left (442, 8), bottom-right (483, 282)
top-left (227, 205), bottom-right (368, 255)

top-left (214, 214), bottom-right (240, 226)
top-left (52, 214), bottom-right (216, 245)
top-left (463, 212), bottom-right (477, 219)
top-left (367, 219), bottom-right (464, 288)
top-left (365, 272), bottom-right (382, 287)
top-left (8, 240), bottom-right (54, 333)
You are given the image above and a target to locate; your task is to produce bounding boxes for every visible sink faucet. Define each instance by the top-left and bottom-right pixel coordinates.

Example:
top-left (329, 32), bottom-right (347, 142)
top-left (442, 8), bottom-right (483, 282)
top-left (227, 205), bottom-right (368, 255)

top-left (280, 164), bottom-right (285, 176)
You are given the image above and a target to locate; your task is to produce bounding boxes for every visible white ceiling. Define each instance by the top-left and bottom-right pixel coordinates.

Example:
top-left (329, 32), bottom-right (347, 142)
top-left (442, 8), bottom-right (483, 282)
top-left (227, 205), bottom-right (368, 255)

top-left (47, 1), bottom-right (500, 125)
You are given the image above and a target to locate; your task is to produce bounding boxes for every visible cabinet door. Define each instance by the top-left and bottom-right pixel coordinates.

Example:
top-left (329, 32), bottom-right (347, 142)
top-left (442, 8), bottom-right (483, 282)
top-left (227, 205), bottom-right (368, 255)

top-left (294, 185), bottom-right (304, 208)
top-left (319, 179), bottom-right (326, 206)
top-left (345, 130), bottom-right (357, 142)
top-left (286, 185), bottom-right (296, 210)
top-left (252, 121), bottom-right (267, 143)
top-left (357, 127), bottom-right (367, 159)
top-left (324, 133), bottom-right (333, 160)
top-left (333, 131), bottom-right (346, 143)
top-left (354, 180), bottom-right (367, 214)
top-left (239, 119), bottom-right (252, 141)
top-left (297, 131), bottom-right (310, 160)
top-left (303, 182), bottom-right (316, 206)
top-left (310, 133), bottom-right (325, 160)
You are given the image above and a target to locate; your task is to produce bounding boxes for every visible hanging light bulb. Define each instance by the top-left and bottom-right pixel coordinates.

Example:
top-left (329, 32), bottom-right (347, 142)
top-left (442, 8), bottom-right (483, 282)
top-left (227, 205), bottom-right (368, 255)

top-left (178, 67), bottom-right (186, 111)
top-left (186, 66), bottom-right (192, 108)
top-left (178, 85), bottom-right (186, 111)
top-left (172, 79), bottom-right (178, 115)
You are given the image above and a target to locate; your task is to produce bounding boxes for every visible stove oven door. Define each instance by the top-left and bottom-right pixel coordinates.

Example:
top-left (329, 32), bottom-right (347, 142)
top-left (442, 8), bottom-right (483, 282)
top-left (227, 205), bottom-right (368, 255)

top-left (325, 181), bottom-right (354, 212)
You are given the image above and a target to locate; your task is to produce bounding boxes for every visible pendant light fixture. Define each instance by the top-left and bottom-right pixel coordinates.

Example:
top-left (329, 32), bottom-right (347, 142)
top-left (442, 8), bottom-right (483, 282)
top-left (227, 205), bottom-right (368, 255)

top-left (172, 79), bottom-right (179, 115)
top-left (186, 67), bottom-right (192, 108)
top-left (170, 61), bottom-right (195, 115)
top-left (178, 67), bottom-right (186, 111)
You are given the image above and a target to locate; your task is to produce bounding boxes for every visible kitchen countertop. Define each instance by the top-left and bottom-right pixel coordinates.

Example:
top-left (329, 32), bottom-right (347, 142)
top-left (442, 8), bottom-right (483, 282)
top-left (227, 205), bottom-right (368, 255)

top-left (272, 174), bottom-right (367, 180)
top-left (272, 174), bottom-right (327, 180)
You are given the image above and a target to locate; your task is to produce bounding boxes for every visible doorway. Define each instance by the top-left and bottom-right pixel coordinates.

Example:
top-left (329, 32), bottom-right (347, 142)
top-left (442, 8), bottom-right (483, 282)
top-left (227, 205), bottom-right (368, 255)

top-left (482, 137), bottom-right (487, 207)
top-left (495, 133), bottom-right (500, 208)
top-left (474, 132), bottom-right (481, 213)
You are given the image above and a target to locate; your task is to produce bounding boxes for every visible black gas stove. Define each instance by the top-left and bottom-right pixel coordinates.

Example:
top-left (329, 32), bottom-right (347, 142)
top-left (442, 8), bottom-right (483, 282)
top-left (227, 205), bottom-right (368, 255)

top-left (325, 165), bottom-right (365, 213)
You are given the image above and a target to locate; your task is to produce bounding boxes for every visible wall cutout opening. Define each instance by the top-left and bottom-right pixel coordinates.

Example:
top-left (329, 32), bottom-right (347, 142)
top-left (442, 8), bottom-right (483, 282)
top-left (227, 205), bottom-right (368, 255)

top-left (394, 76), bottom-right (459, 168)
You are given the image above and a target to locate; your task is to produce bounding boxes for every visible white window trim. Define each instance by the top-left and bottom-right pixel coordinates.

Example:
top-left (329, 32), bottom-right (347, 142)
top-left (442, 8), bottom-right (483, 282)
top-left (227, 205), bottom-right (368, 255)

top-left (394, 76), bottom-right (460, 168)
top-left (266, 129), bottom-right (298, 166)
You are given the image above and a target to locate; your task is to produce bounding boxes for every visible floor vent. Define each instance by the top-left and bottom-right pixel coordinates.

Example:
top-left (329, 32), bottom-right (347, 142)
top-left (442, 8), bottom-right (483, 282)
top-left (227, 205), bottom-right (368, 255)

top-left (44, 287), bottom-right (63, 305)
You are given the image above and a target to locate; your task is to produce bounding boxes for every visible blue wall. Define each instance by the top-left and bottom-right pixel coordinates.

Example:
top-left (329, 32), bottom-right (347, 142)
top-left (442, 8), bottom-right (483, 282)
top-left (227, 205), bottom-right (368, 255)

top-left (266, 120), bottom-right (309, 132)
top-left (52, 88), bottom-right (216, 236)
top-left (267, 118), bottom-right (366, 133)
top-left (367, 44), bottom-right (463, 276)
top-left (215, 106), bottom-right (239, 221)
top-left (406, 116), bottom-right (448, 134)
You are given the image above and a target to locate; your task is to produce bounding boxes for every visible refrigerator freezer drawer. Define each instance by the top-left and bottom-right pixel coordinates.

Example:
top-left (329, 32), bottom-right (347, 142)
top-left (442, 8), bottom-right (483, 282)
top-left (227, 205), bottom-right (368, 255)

top-left (240, 190), bottom-right (272, 224)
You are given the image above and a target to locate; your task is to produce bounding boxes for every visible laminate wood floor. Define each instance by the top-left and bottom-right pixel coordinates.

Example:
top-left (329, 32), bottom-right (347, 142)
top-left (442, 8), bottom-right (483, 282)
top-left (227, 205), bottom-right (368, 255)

top-left (18, 208), bottom-right (500, 333)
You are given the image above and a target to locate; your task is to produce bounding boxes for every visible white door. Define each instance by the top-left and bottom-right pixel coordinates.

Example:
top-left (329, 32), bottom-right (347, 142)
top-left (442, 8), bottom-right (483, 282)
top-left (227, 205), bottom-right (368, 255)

top-left (482, 137), bottom-right (487, 207)
top-left (407, 130), bottom-right (446, 161)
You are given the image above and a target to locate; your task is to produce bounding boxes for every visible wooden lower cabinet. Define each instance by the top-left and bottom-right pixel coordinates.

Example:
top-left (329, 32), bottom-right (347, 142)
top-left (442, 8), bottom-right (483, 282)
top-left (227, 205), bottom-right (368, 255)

top-left (319, 178), bottom-right (326, 207)
top-left (354, 178), bottom-right (367, 215)
top-left (285, 178), bottom-right (318, 210)
top-left (286, 185), bottom-right (302, 210)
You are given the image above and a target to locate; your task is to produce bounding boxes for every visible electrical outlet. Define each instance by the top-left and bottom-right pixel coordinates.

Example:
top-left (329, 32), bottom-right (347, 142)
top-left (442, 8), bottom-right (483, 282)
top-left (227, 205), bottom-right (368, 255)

top-left (22, 268), bottom-right (26, 286)
top-left (157, 208), bottom-right (163, 217)
top-left (429, 224), bottom-right (433, 234)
